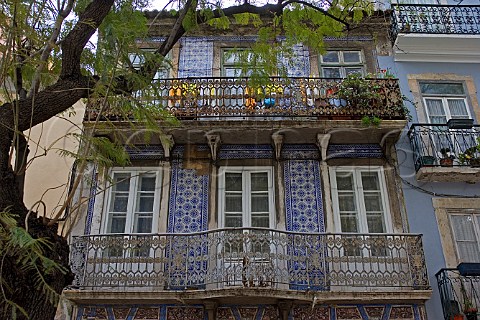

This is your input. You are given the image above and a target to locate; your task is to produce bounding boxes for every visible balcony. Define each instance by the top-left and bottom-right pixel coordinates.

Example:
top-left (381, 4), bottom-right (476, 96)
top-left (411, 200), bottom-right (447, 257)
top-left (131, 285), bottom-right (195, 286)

top-left (436, 268), bottom-right (480, 320)
top-left (85, 77), bottom-right (407, 145)
top-left (65, 228), bottom-right (430, 304)
top-left (408, 123), bottom-right (480, 182)
top-left (391, 4), bottom-right (480, 62)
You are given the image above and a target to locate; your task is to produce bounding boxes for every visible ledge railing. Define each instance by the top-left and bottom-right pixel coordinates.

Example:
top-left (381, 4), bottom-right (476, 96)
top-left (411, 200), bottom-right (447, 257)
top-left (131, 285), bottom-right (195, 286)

top-left (391, 4), bottom-right (480, 42)
top-left (84, 77), bottom-right (405, 121)
top-left (69, 228), bottom-right (429, 291)
top-left (408, 124), bottom-right (480, 171)
top-left (436, 268), bottom-right (480, 320)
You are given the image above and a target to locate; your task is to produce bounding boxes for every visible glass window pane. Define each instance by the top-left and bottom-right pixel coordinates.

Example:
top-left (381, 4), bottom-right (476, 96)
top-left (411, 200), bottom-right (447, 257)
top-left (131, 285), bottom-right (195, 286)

top-left (426, 99), bottom-right (447, 124)
top-left (113, 173), bottom-right (131, 192)
top-left (345, 67), bottom-right (363, 76)
top-left (343, 51), bottom-right (361, 63)
top-left (338, 193), bottom-right (356, 211)
top-left (251, 172), bottom-right (268, 191)
top-left (361, 172), bottom-right (380, 190)
top-left (336, 172), bottom-right (354, 190)
top-left (134, 216), bottom-right (153, 233)
top-left (225, 173), bottom-right (242, 191)
top-left (364, 194), bottom-right (383, 212)
top-left (341, 216), bottom-right (358, 232)
top-left (110, 216), bottom-right (126, 233)
top-left (322, 51), bottom-right (339, 63)
top-left (447, 99), bottom-right (469, 118)
top-left (140, 175), bottom-right (156, 191)
top-left (452, 215), bottom-right (476, 241)
top-left (137, 195), bottom-right (154, 212)
top-left (322, 67), bottom-right (341, 78)
top-left (112, 195), bottom-right (129, 212)
top-left (420, 82), bottom-right (465, 95)
top-left (251, 194), bottom-right (269, 212)
top-left (366, 215), bottom-right (386, 233)
top-left (225, 194), bottom-right (242, 212)
top-left (225, 215), bottom-right (242, 227)
top-left (252, 215), bottom-right (269, 228)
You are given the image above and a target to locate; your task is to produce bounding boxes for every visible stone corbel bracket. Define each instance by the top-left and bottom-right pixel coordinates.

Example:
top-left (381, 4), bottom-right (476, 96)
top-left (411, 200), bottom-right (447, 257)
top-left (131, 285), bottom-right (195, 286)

top-left (272, 133), bottom-right (284, 161)
top-left (160, 134), bottom-right (174, 159)
top-left (206, 134), bottom-right (221, 161)
top-left (316, 133), bottom-right (331, 161)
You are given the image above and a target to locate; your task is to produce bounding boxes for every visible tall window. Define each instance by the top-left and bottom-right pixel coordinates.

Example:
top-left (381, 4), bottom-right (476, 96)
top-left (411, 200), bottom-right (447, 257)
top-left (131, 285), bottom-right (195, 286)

top-left (219, 167), bottom-right (274, 229)
top-left (105, 169), bottom-right (162, 234)
top-left (222, 49), bottom-right (256, 77)
top-left (450, 212), bottom-right (480, 263)
top-left (330, 167), bottom-right (391, 234)
top-left (420, 82), bottom-right (471, 124)
top-left (320, 50), bottom-right (365, 78)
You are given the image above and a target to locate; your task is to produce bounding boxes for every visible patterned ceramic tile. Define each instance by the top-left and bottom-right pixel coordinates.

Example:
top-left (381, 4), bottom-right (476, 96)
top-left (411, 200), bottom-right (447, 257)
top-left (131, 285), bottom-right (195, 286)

top-left (165, 306), bottom-right (204, 320)
top-left (112, 307), bottom-right (130, 319)
top-left (178, 38), bottom-right (213, 77)
top-left (217, 307), bottom-right (236, 320)
top-left (364, 306), bottom-right (384, 319)
top-left (291, 306), bottom-right (329, 320)
top-left (280, 44), bottom-right (310, 77)
top-left (219, 144), bottom-right (273, 159)
top-left (335, 306), bottom-right (362, 319)
top-left (261, 306), bottom-right (280, 320)
top-left (134, 307), bottom-right (160, 319)
top-left (125, 145), bottom-right (165, 160)
top-left (284, 159), bottom-right (324, 233)
top-left (389, 306), bottom-right (414, 319)
top-left (327, 144), bottom-right (383, 159)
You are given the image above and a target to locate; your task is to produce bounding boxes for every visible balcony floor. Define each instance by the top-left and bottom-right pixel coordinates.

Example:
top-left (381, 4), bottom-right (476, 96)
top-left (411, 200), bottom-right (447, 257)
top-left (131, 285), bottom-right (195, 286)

top-left (63, 287), bottom-right (432, 305)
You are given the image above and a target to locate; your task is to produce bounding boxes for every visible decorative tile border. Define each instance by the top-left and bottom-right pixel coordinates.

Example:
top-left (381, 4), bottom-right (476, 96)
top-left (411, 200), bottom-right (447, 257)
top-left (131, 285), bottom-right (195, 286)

top-left (84, 164), bottom-right (98, 235)
top-left (75, 304), bottom-right (424, 320)
top-left (148, 36), bottom-right (373, 42)
top-left (125, 145), bottom-right (165, 160)
top-left (219, 144), bottom-right (273, 160)
top-left (327, 144), bottom-right (383, 159)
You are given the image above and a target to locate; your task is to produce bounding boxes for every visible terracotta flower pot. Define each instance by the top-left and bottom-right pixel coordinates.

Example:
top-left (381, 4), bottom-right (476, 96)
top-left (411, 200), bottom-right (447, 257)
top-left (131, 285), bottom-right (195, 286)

top-left (440, 158), bottom-right (454, 167)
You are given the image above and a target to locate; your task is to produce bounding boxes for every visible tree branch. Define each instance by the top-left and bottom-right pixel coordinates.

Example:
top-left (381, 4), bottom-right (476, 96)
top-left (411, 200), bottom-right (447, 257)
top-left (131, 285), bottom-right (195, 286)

top-left (282, 0), bottom-right (350, 29)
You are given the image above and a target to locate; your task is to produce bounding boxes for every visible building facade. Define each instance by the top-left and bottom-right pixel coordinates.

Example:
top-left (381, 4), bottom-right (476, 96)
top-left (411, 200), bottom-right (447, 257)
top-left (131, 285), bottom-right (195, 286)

top-left (62, 11), bottom-right (432, 320)
top-left (388, 1), bottom-right (480, 320)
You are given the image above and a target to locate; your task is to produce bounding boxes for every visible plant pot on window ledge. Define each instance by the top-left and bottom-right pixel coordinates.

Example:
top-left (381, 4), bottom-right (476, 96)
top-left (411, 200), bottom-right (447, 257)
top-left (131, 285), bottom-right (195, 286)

top-left (440, 158), bottom-right (454, 167)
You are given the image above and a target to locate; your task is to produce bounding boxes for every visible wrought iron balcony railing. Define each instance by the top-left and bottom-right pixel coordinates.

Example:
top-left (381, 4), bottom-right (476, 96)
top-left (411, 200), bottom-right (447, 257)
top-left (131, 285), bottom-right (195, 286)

top-left (408, 124), bottom-right (480, 171)
top-left (85, 77), bottom-right (406, 121)
top-left (436, 268), bottom-right (480, 320)
top-left (391, 4), bottom-right (480, 42)
top-left (69, 228), bottom-right (429, 291)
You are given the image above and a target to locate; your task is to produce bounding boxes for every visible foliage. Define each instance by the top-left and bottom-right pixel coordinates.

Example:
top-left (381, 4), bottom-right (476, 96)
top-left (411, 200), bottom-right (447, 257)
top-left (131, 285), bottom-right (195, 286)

top-left (337, 73), bottom-right (381, 107)
top-left (0, 211), bottom-right (67, 319)
top-left (440, 148), bottom-right (455, 160)
top-left (458, 137), bottom-right (480, 165)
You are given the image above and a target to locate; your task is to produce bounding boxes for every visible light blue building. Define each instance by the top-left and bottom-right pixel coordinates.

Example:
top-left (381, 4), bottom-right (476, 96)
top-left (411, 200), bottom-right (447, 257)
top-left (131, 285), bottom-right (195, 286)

top-left (386, 2), bottom-right (480, 319)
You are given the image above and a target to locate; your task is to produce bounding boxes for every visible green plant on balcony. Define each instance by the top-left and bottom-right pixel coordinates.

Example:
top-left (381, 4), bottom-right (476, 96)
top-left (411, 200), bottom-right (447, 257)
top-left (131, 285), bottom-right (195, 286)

top-left (336, 73), bottom-right (381, 109)
top-left (461, 280), bottom-right (478, 320)
top-left (458, 137), bottom-right (480, 167)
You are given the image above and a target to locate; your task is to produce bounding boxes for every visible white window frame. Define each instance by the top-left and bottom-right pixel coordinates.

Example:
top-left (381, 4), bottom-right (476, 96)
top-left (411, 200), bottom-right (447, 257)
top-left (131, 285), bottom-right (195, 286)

top-left (450, 211), bottom-right (480, 263)
top-left (420, 82), bottom-right (472, 123)
top-left (103, 167), bottom-right (162, 234)
top-left (319, 50), bottom-right (365, 78)
top-left (218, 166), bottom-right (275, 229)
top-left (329, 166), bottom-right (393, 234)
top-left (129, 51), bottom-right (171, 80)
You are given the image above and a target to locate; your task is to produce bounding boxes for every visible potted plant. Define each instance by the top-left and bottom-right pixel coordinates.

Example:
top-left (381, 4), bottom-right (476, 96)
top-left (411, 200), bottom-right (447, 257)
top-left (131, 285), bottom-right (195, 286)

top-left (440, 148), bottom-right (455, 167)
top-left (337, 73), bottom-right (381, 109)
top-left (459, 137), bottom-right (480, 168)
top-left (461, 280), bottom-right (478, 320)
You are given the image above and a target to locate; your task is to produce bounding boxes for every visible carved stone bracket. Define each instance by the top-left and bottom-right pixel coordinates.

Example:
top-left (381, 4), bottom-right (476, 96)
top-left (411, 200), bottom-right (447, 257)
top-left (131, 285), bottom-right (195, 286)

top-left (316, 133), bottom-right (331, 161)
top-left (206, 134), bottom-right (221, 161)
top-left (160, 134), bottom-right (174, 159)
top-left (272, 133), bottom-right (284, 160)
